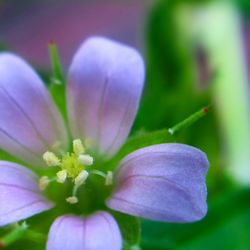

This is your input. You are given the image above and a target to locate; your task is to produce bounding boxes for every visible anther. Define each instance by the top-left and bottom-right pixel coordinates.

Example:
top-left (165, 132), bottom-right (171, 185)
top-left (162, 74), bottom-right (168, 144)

top-left (39, 176), bottom-right (50, 191)
top-left (66, 196), bottom-right (78, 204)
top-left (73, 139), bottom-right (85, 155)
top-left (105, 171), bottom-right (113, 186)
top-left (90, 170), bottom-right (113, 185)
top-left (74, 170), bottom-right (89, 187)
top-left (43, 151), bottom-right (60, 167)
top-left (78, 154), bottom-right (94, 166)
top-left (56, 170), bottom-right (67, 183)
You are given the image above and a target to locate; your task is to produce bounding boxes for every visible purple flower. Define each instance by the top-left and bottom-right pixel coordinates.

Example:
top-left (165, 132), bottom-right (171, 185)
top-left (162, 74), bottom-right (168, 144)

top-left (0, 37), bottom-right (209, 249)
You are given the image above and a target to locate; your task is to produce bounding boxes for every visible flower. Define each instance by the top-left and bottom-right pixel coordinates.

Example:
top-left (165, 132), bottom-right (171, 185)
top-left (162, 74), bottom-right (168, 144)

top-left (0, 37), bottom-right (209, 249)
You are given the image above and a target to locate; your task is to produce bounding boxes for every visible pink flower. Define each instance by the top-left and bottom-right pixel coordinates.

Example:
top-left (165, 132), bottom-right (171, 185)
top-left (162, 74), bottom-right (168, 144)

top-left (0, 37), bottom-right (209, 249)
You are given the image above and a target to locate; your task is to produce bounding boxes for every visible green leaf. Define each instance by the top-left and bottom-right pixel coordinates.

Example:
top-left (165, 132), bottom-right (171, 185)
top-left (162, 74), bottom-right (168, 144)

top-left (112, 211), bottom-right (141, 250)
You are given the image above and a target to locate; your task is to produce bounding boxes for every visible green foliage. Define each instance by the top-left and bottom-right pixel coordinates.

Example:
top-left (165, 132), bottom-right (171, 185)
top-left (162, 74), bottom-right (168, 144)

top-left (112, 212), bottom-right (141, 250)
top-left (237, 0), bottom-right (250, 15)
top-left (0, 223), bottom-right (28, 248)
top-left (135, 0), bottom-right (208, 131)
top-left (141, 188), bottom-right (250, 250)
top-left (133, 0), bottom-right (220, 164)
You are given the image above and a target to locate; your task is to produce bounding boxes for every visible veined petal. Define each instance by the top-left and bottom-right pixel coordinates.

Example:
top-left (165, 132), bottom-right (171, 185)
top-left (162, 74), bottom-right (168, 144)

top-left (46, 212), bottom-right (122, 250)
top-left (107, 144), bottom-right (209, 223)
top-left (0, 53), bottom-right (68, 166)
top-left (67, 37), bottom-right (144, 158)
top-left (0, 161), bottom-right (53, 227)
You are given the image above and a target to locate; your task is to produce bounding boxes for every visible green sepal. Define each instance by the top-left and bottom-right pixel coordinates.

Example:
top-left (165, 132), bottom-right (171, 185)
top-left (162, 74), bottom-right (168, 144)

top-left (0, 222), bottom-right (28, 248)
top-left (48, 42), bottom-right (67, 121)
top-left (49, 82), bottom-right (67, 121)
top-left (168, 106), bottom-right (210, 135)
top-left (112, 211), bottom-right (141, 250)
top-left (48, 41), bottom-right (64, 85)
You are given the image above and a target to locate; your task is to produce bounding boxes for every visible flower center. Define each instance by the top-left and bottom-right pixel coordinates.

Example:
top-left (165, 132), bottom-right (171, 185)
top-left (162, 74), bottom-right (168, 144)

top-left (39, 139), bottom-right (113, 204)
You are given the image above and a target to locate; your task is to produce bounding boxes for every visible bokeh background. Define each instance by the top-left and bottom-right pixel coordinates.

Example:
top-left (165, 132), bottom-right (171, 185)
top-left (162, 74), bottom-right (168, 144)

top-left (1, 0), bottom-right (250, 249)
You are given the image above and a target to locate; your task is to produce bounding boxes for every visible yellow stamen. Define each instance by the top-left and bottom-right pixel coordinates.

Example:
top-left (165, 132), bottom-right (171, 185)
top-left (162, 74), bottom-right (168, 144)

top-left (60, 153), bottom-right (84, 179)
top-left (56, 170), bottom-right (67, 183)
top-left (43, 151), bottom-right (60, 167)
top-left (40, 139), bottom-right (98, 205)
top-left (74, 170), bottom-right (89, 187)
top-left (39, 176), bottom-right (50, 191)
top-left (66, 196), bottom-right (78, 204)
top-left (78, 154), bottom-right (94, 166)
top-left (73, 139), bottom-right (85, 155)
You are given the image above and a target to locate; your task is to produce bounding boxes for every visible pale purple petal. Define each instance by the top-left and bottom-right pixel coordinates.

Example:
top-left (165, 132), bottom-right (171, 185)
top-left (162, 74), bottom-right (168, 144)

top-left (0, 161), bottom-right (53, 226)
top-left (67, 37), bottom-right (144, 158)
top-left (107, 143), bottom-right (209, 223)
top-left (0, 53), bottom-right (68, 166)
top-left (46, 212), bottom-right (122, 250)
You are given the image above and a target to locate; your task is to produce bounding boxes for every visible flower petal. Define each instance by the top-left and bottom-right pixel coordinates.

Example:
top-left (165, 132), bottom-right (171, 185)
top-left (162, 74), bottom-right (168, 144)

top-left (46, 212), bottom-right (122, 250)
top-left (0, 53), bottom-right (68, 166)
top-left (67, 37), bottom-right (144, 158)
top-left (107, 143), bottom-right (209, 223)
top-left (0, 161), bottom-right (53, 226)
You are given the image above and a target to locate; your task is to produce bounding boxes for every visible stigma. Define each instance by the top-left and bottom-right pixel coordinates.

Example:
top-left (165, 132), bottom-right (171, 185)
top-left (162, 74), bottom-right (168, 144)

top-left (39, 139), bottom-right (113, 204)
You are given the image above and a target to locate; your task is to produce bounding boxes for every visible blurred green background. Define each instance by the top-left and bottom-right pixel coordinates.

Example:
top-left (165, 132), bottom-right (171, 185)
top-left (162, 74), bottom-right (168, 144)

top-left (1, 0), bottom-right (250, 249)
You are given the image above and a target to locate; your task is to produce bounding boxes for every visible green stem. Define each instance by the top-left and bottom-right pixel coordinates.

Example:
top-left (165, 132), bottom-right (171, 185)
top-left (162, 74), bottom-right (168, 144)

top-left (168, 106), bottom-right (210, 135)
top-left (0, 223), bottom-right (46, 248)
top-left (25, 229), bottom-right (46, 243)
top-left (0, 223), bottom-right (28, 248)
